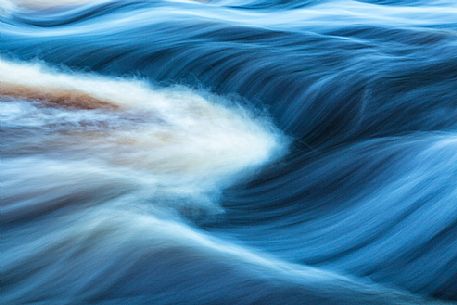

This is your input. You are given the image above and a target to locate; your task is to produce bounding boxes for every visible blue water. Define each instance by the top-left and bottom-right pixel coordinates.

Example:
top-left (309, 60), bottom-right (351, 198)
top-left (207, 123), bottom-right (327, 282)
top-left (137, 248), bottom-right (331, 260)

top-left (1, 1), bottom-right (457, 304)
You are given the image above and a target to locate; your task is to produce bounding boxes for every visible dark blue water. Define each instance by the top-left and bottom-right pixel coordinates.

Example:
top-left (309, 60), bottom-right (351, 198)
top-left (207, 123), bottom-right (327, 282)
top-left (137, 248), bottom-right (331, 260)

top-left (1, 1), bottom-right (457, 304)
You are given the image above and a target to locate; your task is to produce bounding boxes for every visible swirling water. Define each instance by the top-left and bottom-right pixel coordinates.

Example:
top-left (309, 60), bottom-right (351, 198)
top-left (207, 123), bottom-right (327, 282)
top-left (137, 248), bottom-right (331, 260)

top-left (1, 0), bottom-right (456, 304)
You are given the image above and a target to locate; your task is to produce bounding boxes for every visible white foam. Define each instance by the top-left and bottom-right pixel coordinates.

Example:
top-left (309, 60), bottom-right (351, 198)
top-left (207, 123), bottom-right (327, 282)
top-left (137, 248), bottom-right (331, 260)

top-left (0, 0), bottom-right (15, 14)
top-left (1, 0), bottom-right (104, 11)
top-left (0, 58), bottom-right (285, 198)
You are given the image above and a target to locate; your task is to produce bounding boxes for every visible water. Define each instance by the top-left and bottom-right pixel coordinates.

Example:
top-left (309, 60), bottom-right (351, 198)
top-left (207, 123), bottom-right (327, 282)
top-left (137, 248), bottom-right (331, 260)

top-left (1, 1), bottom-right (456, 304)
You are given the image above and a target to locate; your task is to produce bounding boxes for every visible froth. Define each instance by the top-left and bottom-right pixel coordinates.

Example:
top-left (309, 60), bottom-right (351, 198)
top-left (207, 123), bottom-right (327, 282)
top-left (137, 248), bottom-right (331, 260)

top-left (1, 0), bottom-right (103, 11)
top-left (0, 58), bottom-right (285, 198)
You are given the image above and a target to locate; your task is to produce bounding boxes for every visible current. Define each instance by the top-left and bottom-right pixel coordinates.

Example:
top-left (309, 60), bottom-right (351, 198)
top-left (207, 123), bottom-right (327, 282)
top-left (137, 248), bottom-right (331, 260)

top-left (1, 0), bottom-right (457, 304)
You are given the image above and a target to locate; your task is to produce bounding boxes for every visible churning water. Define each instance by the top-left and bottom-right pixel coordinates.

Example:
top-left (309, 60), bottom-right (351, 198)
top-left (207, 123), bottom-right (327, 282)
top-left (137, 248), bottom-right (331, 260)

top-left (1, 0), bottom-right (457, 304)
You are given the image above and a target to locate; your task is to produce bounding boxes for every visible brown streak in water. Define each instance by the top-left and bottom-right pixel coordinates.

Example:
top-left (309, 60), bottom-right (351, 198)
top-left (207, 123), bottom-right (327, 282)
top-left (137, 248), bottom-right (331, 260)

top-left (0, 83), bottom-right (119, 110)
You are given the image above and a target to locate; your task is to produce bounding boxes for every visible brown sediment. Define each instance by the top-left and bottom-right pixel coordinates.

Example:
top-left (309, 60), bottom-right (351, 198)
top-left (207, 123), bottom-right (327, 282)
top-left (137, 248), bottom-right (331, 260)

top-left (0, 82), bottom-right (119, 110)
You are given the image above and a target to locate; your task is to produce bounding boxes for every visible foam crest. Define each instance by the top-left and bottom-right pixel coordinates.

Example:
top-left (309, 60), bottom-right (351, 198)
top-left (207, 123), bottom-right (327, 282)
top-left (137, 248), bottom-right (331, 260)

top-left (0, 58), bottom-right (285, 196)
top-left (1, 0), bottom-right (103, 11)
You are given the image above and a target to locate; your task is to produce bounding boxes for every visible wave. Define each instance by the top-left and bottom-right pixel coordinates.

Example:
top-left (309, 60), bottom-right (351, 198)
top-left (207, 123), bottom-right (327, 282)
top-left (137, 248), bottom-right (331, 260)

top-left (1, 0), bottom-right (457, 304)
top-left (0, 57), bottom-right (284, 198)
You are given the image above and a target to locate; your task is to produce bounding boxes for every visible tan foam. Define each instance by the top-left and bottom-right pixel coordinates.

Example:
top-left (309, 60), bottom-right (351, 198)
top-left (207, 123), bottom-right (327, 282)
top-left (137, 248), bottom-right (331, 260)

top-left (0, 83), bottom-right (118, 110)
